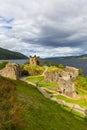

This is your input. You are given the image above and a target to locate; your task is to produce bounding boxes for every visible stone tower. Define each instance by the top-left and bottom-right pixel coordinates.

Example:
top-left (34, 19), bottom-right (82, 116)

top-left (29, 55), bottom-right (40, 65)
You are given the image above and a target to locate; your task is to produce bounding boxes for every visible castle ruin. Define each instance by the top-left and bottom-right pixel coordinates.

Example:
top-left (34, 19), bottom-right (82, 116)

top-left (0, 63), bottom-right (20, 80)
top-left (29, 55), bottom-right (40, 65)
top-left (44, 66), bottom-right (79, 98)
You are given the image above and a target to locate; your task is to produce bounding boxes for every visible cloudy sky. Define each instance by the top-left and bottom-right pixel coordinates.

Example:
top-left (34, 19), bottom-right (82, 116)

top-left (0, 0), bottom-right (87, 58)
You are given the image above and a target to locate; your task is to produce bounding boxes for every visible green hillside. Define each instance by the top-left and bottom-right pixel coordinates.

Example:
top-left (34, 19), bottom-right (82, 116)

top-left (0, 76), bottom-right (87, 129)
top-left (15, 80), bottom-right (87, 130)
top-left (0, 47), bottom-right (28, 59)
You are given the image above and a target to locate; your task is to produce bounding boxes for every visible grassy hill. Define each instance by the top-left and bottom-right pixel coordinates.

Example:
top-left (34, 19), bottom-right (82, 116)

top-left (15, 80), bottom-right (87, 130)
top-left (43, 54), bottom-right (87, 60)
top-left (0, 75), bottom-right (87, 130)
top-left (0, 47), bottom-right (28, 59)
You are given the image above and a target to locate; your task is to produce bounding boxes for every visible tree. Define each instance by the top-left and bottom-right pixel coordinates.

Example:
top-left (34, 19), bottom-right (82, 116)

top-left (57, 63), bottom-right (64, 68)
top-left (43, 60), bottom-right (49, 66)
top-left (78, 68), bottom-right (83, 75)
top-left (0, 61), bottom-right (8, 70)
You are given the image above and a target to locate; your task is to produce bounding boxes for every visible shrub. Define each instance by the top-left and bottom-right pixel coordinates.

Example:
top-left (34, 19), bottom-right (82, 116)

top-left (57, 63), bottom-right (64, 68)
top-left (0, 61), bottom-right (8, 70)
top-left (20, 64), bottom-right (29, 76)
top-left (78, 68), bottom-right (83, 75)
top-left (43, 60), bottom-right (49, 66)
top-left (0, 76), bottom-right (22, 129)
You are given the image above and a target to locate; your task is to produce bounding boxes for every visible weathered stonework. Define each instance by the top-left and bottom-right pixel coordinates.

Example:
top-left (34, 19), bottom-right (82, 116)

top-left (64, 66), bottom-right (79, 80)
top-left (44, 66), bottom-right (79, 98)
top-left (29, 55), bottom-right (40, 65)
top-left (0, 63), bottom-right (20, 80)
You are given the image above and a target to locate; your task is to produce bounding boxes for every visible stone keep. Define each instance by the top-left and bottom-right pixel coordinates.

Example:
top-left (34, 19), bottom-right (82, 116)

top-left (29, 55), bottom-right (40, 65)
top-left (0, 63), bottom-right (20, 80)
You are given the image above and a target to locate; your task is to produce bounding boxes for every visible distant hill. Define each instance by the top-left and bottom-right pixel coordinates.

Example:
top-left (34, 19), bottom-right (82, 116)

top-left (0, 48), bottom-right (28, 59)
top-left (77, 54), bottom-right (87, 59)
top-left (42, 54), bottom-right (87, 61)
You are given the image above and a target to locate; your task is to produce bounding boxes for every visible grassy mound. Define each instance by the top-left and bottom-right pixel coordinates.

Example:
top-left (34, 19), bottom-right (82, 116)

top-left (21, 64), bottom-right (45, 76)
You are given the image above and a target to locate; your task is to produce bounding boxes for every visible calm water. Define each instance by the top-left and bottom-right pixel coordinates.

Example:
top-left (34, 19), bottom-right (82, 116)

top-left (0, 59), bottom-right (28, 64)
top-left (0, 58), bottom-right (87, 75)
top-left (42, 58), bottom-right (87, 76)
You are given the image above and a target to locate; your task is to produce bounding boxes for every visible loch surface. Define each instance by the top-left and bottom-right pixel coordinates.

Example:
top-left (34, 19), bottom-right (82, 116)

top-left (0, 58), bottom-right (87, 75)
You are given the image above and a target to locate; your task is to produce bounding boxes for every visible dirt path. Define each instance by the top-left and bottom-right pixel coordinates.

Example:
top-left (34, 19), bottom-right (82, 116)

top-left (42, 66), bottom-right (48, 76)
top-left (20, 76), bottom-right (87, 117)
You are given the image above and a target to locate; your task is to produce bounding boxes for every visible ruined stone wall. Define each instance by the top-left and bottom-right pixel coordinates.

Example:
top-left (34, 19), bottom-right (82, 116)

top-left (0, 63), bottom-right (20, 80)
top-left (44, 66), bottom-right (79, 98)
top-left (65, 66), bottom-right (79, 80)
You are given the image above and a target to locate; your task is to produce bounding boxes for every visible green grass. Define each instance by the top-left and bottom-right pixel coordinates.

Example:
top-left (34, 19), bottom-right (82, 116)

top-left (27, 75), bottom-right (87, 108)
top-left (74, 76), bottom-right (87, 91)
top-left (39, 81), bottom-right (58, 87)
top-left (54, 94), bottom-right (87, 108)
top-left (47, 66), bottom-right (63, 72)
top-left (27, 76), bottom-right (58, 87)
top-left (26, 76), bottom-right (44, 83)
top-left (23, 64), bottom-right (45, 76)
top-left (14, 80), bottom-right (87, 130)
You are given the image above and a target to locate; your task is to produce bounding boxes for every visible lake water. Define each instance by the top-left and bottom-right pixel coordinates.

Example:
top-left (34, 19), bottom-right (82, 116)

top-left (42, 58), bottom-right (87, 76)
top-left (0, 59), bottom-right (28, 64)
top-left (0, 58), bottom-right (87, 76)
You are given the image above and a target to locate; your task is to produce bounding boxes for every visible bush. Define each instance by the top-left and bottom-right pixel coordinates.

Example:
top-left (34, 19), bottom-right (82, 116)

top-left (24, 61), bottom-right (29, 65)
top-left (74, 76), bottom-right (87, 90)
top-left (43, 60), bottom-right (50, 66)
top-left (57, 63), bottom-right (64, 68)
top-left (78, 68), bottom-right (83, 75)
top-left (0, 76), bottom-right (23, 129)
top-left (0, 61), bottom-right (8, 70)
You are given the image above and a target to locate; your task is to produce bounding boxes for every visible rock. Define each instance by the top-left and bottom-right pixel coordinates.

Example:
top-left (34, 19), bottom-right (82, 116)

top-left (0, 63), bottom-right (20, 80)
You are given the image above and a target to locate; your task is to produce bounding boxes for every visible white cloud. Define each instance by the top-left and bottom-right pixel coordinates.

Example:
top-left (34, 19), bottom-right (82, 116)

top-left (0, 0), bottom-right (87, 57)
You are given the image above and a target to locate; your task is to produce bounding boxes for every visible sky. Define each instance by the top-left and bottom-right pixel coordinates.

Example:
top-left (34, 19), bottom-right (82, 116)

top-left (0, 0), bottom-right (87, 58)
